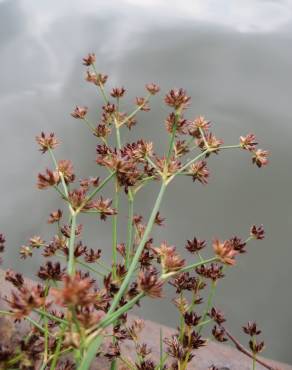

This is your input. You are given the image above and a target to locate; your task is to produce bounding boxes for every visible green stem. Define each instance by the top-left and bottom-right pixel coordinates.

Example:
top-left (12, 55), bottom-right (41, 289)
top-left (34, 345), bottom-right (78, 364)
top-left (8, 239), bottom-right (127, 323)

top-left (78, 335), bottom-right (103, 370)
top-left (166, 111), bottom-right (179, 162)
top-left (161, 257), bottom-right (218, 279)
top-left (34, 309), bottom-right (67, 325)
top-left (119, 94), bottom-right (151, 127)
top-left (125, 190), bottom-right (134, 268)
top-left (112, 182), bottom-right (119, 279)
top-left (49, 324), bottom-right (67, 370)
top-left (98, 292), bottom-right (144, 329)
top-left (67, 213), bottom-right (77, 276)
top-left (26, 316), bottom-right (46, 334)
top-left (48, 148), bottom-right (69, 199)
top-left (107, 182), bottom-right (167, 315)
top-left (77, 171), bottom-right (116, 211)
top-left (115, 125), bottom-right (121, 148)
top-left (172, 150), bottom-right (209, 179)
top-left (0, 310), bottom-right (48, 334)
top-left (57, 253), bottom-right (106, 277)
top-left (83, 117), bottom-right (96, 132)
top-left (77, 259), bottom-right (105, 277)
top-left (198, 280), bottom-right (217, 334)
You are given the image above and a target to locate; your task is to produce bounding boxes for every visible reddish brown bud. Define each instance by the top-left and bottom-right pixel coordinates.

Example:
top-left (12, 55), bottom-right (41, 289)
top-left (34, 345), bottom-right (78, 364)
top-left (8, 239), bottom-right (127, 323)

top-left (110, 87), bottom-right (126, 98)
top-left (138, 268), bottom-right (163, 298)
top-left (164, 88), bottom-right (191, 110)
top-left (36, 132), bottom-right (60, 153)
top-left (135, 97), bottom-right (150, 111)
top-left (188, 160), bottom-right (210, 184)
top-left (48, 209), bottom-right (63, 224)
top-left (213, 239), bottom-right (238, 266)
top-left (240, 133), bottom-right (258, 151)
top-left (250, 224), bottom-right (265, 240)
top-left (71, 106), bottom-right (88, 119)
top-left (82, 53), bottom-right (96, 66)
top-left (37, 169), bottom-right (60, 189)
top-left (145, 83), bottom-right (160, 95)
top-left (252, 149), bottom-right (269, 167)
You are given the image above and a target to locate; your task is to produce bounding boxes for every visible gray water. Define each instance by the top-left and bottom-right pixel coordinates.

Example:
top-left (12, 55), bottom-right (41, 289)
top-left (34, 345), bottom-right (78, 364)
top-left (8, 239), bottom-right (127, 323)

top-left (0, 0), bottom-right (292, 364)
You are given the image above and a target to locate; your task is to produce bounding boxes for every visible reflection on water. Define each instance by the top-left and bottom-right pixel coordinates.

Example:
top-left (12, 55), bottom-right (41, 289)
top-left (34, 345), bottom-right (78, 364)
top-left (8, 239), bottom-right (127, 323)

top-left (0, 0), bottom-right (292, 363)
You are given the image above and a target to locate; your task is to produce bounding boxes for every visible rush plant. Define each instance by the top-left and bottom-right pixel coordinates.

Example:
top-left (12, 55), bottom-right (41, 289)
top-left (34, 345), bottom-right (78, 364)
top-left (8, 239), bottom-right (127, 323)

top-left (0, 53), bottom-right (273, 370)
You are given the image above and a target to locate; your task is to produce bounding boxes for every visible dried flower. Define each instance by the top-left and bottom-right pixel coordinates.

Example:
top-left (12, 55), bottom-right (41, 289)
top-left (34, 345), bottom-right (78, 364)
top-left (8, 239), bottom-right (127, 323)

top-left (19, 245), bottom-right (33, 259)
top-left (145, 83), bottom-right (160, 95)
top-left (249, 339), bottom-right (265, 354)
top-left (0, 233), bottom-right (5, 257)
top-left (135, 97), bottom-right (150, 111)
top-left (185, 237), bottom-right (206, 254)
top-left (29, 235), bottom-right (45, 248)
top-left (82, 53), bottom-right (96, 66)
top-left (51, 273), bottom-right (97, 306)
top-left (212, 326), bottom-right (227, 342)
top-left (208, 307), bottom-right (226, 325)
top-left (36, 132), bottom-right (60, 153)
top-left (57, 160), bottom-right (75, 184)
top-left (252, 149), bottom-right (269, 167)
top-left (37, 169), bottom-right (60, 189)
top-left (213, 239), bottom-right (238, 265)
top-left (229, 236), bottom-right (247, 254)
top-left (188, 160), bottom-right (210, 184)
top-left (242, 321), bottom-right (261, 336)
top-left (250, 224), bottom-right (265, 240)
top-left (5, 269), bottom-right (24, 288)
top-left (240, 134), bottom-right (258, 151)
top-left (110, 87), bottom-right (126, 98)
top-left (38, 261), bottom-right (65, 281)
top-left (71, 106), bottom-right (88, 119)
top-left (165, 113), bottom-right (189, 135)
top-left (154, 241), bottom-right (185, 273)
top-left (184, 311), bottom-right (201, 327)
top-left (48, 209), bottom-right (63, 224)
top-left (6, 284), bottom-right (45, 319)
top-left (88, 197), bottom-right (117, 220)
top-left (84, 248), bottom-right (101, 263)
top-left (196, 263), bottom-right (225, 281)
top-left (138, 268), bottom-right (163, 298)
top-left (164, 88), bottom-right (191, 111)
top-left (154, 212), bottom-right (165, 226)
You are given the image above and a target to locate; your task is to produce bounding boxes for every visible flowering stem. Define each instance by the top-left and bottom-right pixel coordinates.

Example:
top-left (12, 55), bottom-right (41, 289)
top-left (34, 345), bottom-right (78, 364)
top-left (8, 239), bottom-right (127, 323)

top-left (221, 326), bottom-right (275, 370)
top-left (108, 182), bottom-right (167, 315)
top-left (99, 292), bottom-right (144, 329)
top-left (79, 183), bottom-right (167, 369)
top-left (34, 309), bottom-right (67, 325)
top-left (48, 148), bottom-right (69, 199)
top-left (174, 150), bottom-right (209, 178)
top-left (220, 144), bottom-right (241, 150)
top-left (83, 117), bottom-right (96, 132)
top-left (67, 212), bottom-right (77, 276)
top-left (167, 111), bottom-right (179, 162)
top-left (115, 125), bottom-right (122, 148)
top-left (49, 324), bottom-right (67, 370)
top-left (198, 280), bottom-right (217, 334)
top-left (78, 171), bottom-right (116, 210)
top-left (112, 181), bottom-right (119, 279)
top-left (119, 94), bottom-right (151, 127)
top-left (126, 190), bottom-right (134, 268)
top-left (161, 257), bottom-right (218, 279)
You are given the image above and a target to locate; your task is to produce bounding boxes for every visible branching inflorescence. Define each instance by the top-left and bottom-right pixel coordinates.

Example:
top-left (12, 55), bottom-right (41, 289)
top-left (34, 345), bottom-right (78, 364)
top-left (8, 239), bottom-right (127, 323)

top-left (0, 52), bottom-right (273, 370)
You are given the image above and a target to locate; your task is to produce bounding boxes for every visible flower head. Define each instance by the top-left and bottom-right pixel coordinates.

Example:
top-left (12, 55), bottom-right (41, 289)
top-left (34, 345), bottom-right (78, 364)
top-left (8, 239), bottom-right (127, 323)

top-left (36, 132), bottom-right (60, 153)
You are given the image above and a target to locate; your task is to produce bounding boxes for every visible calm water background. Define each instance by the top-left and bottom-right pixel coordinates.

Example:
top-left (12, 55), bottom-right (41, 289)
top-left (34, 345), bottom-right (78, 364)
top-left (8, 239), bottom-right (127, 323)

top-left (0, 0), bottom-right (292, 363)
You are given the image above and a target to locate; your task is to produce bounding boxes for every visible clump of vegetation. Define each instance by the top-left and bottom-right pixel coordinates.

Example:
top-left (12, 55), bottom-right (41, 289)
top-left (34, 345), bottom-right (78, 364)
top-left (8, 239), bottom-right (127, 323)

top-left (0, 52), bottom-right (272, 370)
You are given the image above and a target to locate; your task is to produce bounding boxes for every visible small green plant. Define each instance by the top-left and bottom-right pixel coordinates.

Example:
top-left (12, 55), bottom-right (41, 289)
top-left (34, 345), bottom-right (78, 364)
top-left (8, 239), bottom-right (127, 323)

top-left (0, 53), bottom-right (273, 370)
